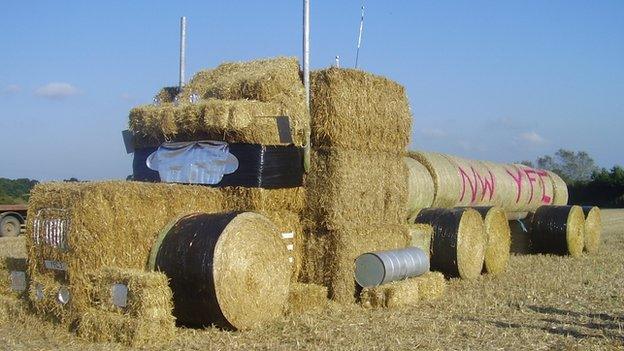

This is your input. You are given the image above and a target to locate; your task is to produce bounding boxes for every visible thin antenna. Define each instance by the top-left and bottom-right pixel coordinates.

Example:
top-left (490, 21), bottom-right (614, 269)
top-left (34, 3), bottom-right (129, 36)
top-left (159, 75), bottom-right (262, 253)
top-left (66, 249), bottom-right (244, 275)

top-left (355, 5), bottom-right (364, 68)
top-left (335, 55), bottom-right (340, 68)
top-left (179, 16), bottom-right (187, 89)
top-left (302, 0), bottom-right (311, 172)
top-left (303, 1), bottom-right (310, 108)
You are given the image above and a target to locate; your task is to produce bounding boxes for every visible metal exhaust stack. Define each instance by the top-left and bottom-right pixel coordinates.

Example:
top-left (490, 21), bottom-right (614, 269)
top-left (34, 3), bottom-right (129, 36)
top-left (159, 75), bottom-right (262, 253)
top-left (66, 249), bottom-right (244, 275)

top-left (302, 0), bottom-right (311, 172)
top-left (179, 16), bottom-right (187, 89)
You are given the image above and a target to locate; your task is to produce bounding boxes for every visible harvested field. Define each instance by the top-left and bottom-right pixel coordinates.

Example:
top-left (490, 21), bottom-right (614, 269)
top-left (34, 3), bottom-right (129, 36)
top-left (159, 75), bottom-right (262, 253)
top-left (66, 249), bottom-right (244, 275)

top-left (0, 210), bottom-right (623, 349)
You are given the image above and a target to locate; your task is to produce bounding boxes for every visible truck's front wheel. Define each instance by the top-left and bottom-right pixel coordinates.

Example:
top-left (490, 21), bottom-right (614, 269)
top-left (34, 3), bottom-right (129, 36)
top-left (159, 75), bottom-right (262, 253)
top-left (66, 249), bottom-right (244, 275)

top-left (0, 216), bottom-right (21, 237)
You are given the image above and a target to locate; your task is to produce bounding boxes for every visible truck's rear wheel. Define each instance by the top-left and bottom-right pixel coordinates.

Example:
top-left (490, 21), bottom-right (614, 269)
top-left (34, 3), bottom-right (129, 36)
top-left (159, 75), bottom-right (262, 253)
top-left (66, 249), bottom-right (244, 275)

top-left (0, 216), bottom-right (21, 237)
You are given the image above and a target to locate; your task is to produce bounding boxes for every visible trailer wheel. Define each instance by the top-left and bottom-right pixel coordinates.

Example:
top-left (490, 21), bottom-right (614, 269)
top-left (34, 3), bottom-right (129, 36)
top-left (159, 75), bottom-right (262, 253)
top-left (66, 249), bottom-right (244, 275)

top-left (0, 216), bottom-right (21, 237)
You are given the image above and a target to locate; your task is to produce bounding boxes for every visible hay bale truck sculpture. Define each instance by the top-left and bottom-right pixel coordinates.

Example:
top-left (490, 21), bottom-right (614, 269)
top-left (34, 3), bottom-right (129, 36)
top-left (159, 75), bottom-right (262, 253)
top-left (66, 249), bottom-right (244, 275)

top-left (4, 56), bottom-right (592, 346)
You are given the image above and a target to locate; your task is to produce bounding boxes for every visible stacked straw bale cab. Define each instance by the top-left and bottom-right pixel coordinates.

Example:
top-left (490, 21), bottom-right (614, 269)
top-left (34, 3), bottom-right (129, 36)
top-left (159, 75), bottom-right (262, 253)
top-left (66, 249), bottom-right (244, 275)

top-left (406, 152), bottom-right (565, 213)
top-left (303, 68), bottom-right (412, 303)
top-left (78, 267), bottom-right (175, 346)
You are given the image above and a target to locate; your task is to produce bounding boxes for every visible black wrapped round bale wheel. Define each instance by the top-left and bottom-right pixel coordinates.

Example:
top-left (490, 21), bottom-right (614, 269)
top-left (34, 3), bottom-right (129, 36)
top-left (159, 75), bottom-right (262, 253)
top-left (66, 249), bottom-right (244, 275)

top-left (531, 205), bottom-right (584, 256)
top-left (415, 208), bottom-right (486, 279)
top-left (470, 207), bottom-right (511, 275)
top-left (582, 206), bottom-right (601, 254)
top-left (152, 212), bottom-right (290, 330)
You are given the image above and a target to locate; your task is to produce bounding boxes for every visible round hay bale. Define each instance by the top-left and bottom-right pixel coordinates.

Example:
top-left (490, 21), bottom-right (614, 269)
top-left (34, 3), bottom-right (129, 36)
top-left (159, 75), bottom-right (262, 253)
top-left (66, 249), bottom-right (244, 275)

top-left (404, 157), bottom-right (435, 212)
top-left (470, 207), bottom-right (511, 275)
top-left (409, 152), bottom-right (462, 208)
top-left (531, 206), bottom-right (584, 257)
top-left (152, 212), bottom-right (290, 330)
top-left (414, 208), bottom-right (486, 279)
top-left (547, 171), bottom-right (569, 205)
top-left (582, 206), bottom-right (601, 254)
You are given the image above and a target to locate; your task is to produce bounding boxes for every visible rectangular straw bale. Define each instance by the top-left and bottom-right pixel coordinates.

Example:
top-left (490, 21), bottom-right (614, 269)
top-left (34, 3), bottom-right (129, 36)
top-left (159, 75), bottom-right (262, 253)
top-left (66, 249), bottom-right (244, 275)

top-left (306, 148), bottom-right (408, 228)
top-left (86, 267), bottom-right (173, 319)
top-left (286, 283), bottom-right (328, 315)
top-left (409, 223), bottom-right (433, 256)
top-left (303, 224), bottom-right (410, 304)
top-left (222, 186), bottom-right (306, 214)
top-left (176, 57), bottom-right (309, 145)
top-left (359, 272), bottom-right (446, 309)
top-left (78, 307), bottom-right (175, 347)
top-left (180, 57), bottom-right (304, 103)
top-left (26, 181), bottom-right (225, 324)
top-left (310, 68), bottom-right (412, 152)
top-left (129, 99), bottom-right (307, 147)
top-left (0, 257), bottom-right (28, 298)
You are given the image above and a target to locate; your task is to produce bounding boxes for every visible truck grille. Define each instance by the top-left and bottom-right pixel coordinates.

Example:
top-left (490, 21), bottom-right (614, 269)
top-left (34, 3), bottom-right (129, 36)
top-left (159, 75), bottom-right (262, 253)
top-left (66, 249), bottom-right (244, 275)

top-left (32, 208), bottom-right (71, 251)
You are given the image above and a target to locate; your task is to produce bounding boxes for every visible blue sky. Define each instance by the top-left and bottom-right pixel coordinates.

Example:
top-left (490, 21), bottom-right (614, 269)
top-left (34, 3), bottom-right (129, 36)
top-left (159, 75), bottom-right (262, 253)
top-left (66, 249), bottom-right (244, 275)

top-left (0, 1), bottom-right (622, 180)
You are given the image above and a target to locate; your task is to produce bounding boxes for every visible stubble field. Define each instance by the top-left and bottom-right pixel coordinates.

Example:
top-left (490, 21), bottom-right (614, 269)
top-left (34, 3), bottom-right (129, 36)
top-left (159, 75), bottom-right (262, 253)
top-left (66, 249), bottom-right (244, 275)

top-left (0, 210), bottom-right (622, 350)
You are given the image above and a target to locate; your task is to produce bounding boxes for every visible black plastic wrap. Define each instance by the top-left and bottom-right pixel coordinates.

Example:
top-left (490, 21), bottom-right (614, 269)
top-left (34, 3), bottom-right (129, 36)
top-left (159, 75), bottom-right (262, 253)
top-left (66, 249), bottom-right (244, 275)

top-left (509, 213), bottom-right (535, 254)
top-left (154, 212), bottom-right (241, 329)
top-left (132, 143), bottom-right (304, 188)
top-left (530, 206), bottom-right (572, 255)
top-left (415, 208), bottom-right (463, 277)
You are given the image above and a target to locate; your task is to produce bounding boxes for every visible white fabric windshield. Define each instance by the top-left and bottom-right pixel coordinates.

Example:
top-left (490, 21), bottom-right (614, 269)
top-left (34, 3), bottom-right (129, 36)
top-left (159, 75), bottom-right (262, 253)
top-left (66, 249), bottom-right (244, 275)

top-left (147, 141), bottom-right (239, 185)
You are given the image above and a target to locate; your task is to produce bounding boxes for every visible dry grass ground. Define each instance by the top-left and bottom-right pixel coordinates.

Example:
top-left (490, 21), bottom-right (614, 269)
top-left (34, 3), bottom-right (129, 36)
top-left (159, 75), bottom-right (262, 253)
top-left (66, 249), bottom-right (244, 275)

top-left (0, 210), bottom-right (622, 350)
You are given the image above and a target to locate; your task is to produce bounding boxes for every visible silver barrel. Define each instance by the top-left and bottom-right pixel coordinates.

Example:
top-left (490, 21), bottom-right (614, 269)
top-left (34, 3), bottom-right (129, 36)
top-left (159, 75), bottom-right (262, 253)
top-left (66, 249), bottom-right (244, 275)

top-left (355, 247), bottom-right (430, 288)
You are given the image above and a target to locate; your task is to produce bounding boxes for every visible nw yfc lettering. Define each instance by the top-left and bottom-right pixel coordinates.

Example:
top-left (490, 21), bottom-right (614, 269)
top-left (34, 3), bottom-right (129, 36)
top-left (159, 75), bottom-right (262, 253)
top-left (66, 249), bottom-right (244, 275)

top-left (458, 166), bottom-right (552, 205)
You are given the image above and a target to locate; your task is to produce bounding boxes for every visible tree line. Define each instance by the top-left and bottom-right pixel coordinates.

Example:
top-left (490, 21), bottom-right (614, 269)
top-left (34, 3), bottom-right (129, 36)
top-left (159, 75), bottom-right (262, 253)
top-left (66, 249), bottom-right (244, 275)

top-left (522, 149), bottom-right (623, 208)
top-left (0, 178), bottom-right (39, 204)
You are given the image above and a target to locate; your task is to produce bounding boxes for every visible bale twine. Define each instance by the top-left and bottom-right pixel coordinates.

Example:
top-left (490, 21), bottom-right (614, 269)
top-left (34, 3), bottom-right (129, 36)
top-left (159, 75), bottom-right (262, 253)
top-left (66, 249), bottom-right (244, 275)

top-left (531, 206), bottom-right (584, 257)
top-left (404, 157), bottom-right (435, 213)
top-left (470, 207), bottom-right (510, 275)
top-left (547, 171), bottom-right (569, 205)
top-left (152, 212), bottom-right (290, 330)
top-left (409, 152), bottom-right (462, 208)
top-left (582, 206), bottom-right (601, 254)
top-left (415, 208), bottom-right (486, 279)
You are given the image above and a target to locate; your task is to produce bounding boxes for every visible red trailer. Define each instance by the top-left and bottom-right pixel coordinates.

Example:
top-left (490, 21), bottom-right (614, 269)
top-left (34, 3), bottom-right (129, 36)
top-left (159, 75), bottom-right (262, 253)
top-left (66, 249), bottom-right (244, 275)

top-left (0, 204), bottom-right (27, 237)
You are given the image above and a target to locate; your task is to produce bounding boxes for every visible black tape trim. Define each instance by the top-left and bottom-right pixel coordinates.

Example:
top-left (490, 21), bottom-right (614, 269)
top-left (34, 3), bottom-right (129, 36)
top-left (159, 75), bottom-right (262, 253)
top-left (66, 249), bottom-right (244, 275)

top-left (132, 143), bottom-right (304, 188)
